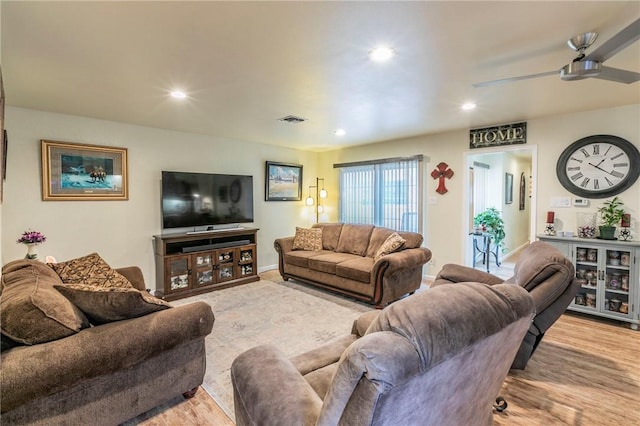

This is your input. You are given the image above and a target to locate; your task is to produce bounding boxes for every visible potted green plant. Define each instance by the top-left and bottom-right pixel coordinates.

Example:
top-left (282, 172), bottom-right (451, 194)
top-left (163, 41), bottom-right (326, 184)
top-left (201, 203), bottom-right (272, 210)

top-left (597, 197), bottom-right (625, 240)
top-left (473, 207), bottom-right (506, 248)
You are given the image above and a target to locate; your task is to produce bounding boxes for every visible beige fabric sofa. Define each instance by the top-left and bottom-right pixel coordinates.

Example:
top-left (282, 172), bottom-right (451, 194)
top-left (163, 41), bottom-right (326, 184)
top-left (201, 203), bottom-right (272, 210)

top-left (231, 282), bottom-right (535, 425)
top-left (274, 223), bottom-right (432, 308)
top-left (0, 259), bottom-right (215, 425)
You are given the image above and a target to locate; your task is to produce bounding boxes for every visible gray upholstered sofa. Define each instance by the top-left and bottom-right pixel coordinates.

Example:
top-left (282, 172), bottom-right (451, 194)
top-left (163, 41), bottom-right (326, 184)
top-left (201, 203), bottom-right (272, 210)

top-left (0, 259), bottom-right (215, 425)
top-left (432, 241), bottom-right (580, 369)
top-left (231, 282), bottom-right (535, 425)
top-left (274, 223), bottom-right (432, 308)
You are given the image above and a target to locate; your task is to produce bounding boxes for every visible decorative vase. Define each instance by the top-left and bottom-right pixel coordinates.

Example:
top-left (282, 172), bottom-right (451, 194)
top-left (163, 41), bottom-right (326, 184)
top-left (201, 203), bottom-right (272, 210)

top-left (24, 243), bottom-right (39, 260)
top-left (577, 213), bottom-right (596, 238)
top-left (599, 226), bottom-right (617, 240)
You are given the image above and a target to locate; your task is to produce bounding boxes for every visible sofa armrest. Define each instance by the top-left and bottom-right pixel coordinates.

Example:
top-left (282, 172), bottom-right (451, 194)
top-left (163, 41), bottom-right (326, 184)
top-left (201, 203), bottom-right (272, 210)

top-left (351, 311), bottom-right (380, 337)
top-left (1, 301), bottom-right (214, 413)
top-left (274, 236), bottom-right (295, 254)
top-left (232, 344), bottom-right (323, 426)
top-left (432, 263), bottom-right (504, 287)
top-left (116, 266), bottom-right (146, 291)
top-left (376, 247), bottom-right (432, 275)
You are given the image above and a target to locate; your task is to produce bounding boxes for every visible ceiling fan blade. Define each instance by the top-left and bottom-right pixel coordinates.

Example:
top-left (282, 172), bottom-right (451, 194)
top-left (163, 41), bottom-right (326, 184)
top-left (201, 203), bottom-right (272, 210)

top-left (473, 70), bottom-right (558, 88)
top-left (593, 66), bottom-right (640, 84)
top-left (585, 18), bottom-right (640, 62)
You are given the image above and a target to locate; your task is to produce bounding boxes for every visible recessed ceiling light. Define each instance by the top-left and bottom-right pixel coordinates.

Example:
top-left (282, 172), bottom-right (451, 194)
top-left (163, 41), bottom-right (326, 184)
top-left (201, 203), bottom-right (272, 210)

top-left (335, 128), bottom-right (346, 136)
top-left (461, 102), bottom-right (477, 111)
top-left (170, 90), bottom-right (187, 99)
top-left (369, 46), bottom-right (395, 62)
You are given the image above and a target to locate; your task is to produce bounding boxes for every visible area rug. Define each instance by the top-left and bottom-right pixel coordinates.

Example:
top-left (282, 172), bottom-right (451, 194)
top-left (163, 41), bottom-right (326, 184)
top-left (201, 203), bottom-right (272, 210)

top-left (171, 271), bottom-right (373, 420)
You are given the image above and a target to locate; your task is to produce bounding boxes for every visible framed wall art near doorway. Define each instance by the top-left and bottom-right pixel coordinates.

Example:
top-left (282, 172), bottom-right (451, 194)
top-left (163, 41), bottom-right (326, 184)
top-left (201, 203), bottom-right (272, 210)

top-left (41, 140), bottom-right (128, 201)
top-left (505, 172), bottom-right (513, 204)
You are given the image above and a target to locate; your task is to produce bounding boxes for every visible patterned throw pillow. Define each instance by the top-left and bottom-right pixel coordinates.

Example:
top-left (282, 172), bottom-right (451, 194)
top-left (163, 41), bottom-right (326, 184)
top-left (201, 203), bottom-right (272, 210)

top-left (374, 232), bottom-right (406, 261)
top-left (292, 227), bottom-right (323, 251)
top-left (48, 253), bottom-right (133, 288)
top-left (54, 284), bottom-right (171, 325)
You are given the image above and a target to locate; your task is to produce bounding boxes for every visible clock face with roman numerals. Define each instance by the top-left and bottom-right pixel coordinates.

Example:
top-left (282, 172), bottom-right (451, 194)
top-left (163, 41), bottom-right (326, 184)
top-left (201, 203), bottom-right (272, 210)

top-left (556, 135), bottom-right (640, 199)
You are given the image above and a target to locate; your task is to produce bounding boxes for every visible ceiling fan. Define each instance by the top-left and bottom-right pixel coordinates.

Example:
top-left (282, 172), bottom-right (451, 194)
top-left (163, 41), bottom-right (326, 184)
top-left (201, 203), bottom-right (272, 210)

top-left (473, 18), bottom-right (640, 88)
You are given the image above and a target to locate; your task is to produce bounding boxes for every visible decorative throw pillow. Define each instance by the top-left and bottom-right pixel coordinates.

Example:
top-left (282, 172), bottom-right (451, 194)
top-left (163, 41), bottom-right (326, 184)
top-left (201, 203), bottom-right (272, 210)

top-left (48, 253), bottom-right (133, 289)
top-left (0, 260), bottom-right (89, 345)
top-left (374, 232), bottom-right (406, 261)
top-left (54, 284), bottom-right (172, 325)
top-left (292, 227), bottom-right (323, 251)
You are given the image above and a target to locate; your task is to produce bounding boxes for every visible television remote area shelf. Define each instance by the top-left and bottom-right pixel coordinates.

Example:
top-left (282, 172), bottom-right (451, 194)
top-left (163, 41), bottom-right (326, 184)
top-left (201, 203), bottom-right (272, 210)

top-left (154, 227), bottom-right (259, 301)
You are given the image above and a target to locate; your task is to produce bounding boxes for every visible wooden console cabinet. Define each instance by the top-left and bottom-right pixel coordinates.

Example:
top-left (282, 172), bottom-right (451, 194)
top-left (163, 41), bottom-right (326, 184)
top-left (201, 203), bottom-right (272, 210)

top-left (154, 228), bottom-right (259, 301)
top-left (538, 235), bottom-right (639, 330)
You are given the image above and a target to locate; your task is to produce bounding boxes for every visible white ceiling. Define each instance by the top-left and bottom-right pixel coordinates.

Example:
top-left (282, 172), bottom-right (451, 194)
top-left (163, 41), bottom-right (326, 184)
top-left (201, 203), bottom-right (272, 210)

top-left (2, 1), bottom-right (639, 152)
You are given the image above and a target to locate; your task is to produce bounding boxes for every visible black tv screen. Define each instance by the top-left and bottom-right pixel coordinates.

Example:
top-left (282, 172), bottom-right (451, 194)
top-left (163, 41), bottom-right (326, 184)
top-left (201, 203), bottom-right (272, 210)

top-left (161, 171), bottom-right (254, 229)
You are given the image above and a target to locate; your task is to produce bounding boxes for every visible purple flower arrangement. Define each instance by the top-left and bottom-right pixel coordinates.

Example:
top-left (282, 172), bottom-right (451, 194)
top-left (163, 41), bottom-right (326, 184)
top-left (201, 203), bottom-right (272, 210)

top-left (16, 230), bottom-right (47, 245)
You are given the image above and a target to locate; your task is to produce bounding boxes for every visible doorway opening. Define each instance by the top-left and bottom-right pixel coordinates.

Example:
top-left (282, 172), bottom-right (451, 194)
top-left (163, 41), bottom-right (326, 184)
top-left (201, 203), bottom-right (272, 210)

top-left (463, 145), bottom-right (537, 276)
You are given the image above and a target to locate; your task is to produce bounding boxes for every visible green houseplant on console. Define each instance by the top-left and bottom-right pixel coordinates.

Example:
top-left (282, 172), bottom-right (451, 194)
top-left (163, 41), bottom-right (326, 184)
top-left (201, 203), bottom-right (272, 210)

top-left (473, 207), bottom-right (506, 249)
top-left (597, 197), bottom-right (625, 240)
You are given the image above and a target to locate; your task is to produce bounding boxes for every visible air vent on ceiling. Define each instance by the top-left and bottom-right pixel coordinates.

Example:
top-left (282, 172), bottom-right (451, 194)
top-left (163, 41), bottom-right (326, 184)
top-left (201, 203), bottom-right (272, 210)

top-left (278, 115), bottom-right (307, 123)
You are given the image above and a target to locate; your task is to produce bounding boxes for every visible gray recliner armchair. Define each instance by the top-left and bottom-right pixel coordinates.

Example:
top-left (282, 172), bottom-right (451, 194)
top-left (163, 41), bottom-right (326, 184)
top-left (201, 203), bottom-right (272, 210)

top-left (432, 240), bottom-right (580, 369)
top-left (231, 282), bottom-right (534, 426)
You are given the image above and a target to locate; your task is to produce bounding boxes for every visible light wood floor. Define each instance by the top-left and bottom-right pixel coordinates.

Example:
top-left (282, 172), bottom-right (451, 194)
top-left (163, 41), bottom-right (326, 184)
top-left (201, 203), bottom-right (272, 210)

top-left (127, 311), bottom-right (639, 425)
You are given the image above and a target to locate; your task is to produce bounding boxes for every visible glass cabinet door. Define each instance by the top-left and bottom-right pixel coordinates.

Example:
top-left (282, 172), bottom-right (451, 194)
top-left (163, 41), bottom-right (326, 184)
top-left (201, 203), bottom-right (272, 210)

top-left (604, 249), bottom-right (632, 318)
top-left (217, 249), bottom-right (235, 282)
top-left (168, 257), bottom-right (190, 291)
top-left (573, 245), bottom-right (598, 310)
top-left (194, 253), bottom-right (214, 286)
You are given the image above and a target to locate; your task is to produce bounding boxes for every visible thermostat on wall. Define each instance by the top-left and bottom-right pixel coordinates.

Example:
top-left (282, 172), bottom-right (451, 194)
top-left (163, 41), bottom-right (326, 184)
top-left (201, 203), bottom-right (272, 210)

top-left (573, 198), bottom-right (589, 207)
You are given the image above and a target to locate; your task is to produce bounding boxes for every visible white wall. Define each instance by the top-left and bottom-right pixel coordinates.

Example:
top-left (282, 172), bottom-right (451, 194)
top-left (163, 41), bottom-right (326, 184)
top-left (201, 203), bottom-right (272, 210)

top-left (2, 107), bottom-right (317, 289)
top-left (317, 104), bottom-right (640, 275)
top-left (3, 104), bottom-right (639, 284)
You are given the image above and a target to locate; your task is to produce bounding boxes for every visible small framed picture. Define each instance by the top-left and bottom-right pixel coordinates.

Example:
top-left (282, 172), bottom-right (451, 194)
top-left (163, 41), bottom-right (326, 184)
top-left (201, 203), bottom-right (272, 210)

top-left (505, 172), bottom-right (513, 204)
top-left (41, 140), bottom-right (128, 201)
top-left (265, 161), bottom-right (302, 201)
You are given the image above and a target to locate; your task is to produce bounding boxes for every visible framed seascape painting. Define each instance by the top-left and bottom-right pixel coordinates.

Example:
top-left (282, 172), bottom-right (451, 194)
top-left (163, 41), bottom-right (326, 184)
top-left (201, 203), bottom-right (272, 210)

top-left (265, 161), bottom-right (302, 201)
top-left (41, 140), bottom-right (128, 201)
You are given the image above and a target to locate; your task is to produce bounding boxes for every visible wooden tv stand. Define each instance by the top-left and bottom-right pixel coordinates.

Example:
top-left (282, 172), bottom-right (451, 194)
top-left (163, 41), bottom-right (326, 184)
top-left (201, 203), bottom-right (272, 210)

top-left (153, 228), bottom-right (259, 301)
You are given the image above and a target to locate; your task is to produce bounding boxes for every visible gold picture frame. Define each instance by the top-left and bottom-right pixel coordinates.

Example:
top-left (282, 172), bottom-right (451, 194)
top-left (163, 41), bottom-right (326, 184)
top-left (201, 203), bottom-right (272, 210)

top-left (41, 140), bottom-right (128, 201)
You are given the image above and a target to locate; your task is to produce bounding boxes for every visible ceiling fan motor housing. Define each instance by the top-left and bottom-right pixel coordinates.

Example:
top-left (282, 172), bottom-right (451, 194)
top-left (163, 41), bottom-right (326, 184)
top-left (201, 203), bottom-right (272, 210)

top-left (561, 60), bottom-right (602, 80)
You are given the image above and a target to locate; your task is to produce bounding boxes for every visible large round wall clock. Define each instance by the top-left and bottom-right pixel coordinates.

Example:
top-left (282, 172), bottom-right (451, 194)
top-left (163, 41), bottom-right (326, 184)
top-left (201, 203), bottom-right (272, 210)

top-left (556, 135), bottom-right (640, 199)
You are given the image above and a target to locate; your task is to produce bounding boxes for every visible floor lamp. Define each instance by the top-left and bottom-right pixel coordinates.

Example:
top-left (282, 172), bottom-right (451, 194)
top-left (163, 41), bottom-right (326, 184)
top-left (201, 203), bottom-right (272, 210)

top-left (305, 177), bottom-right (327, 223)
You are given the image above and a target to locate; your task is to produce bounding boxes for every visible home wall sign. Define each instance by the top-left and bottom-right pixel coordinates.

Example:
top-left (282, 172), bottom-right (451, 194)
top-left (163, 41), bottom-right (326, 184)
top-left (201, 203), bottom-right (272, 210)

top-left (431, 162), bottom-right (454, 194)
top-left (470, 122), bottom-right (527, 149)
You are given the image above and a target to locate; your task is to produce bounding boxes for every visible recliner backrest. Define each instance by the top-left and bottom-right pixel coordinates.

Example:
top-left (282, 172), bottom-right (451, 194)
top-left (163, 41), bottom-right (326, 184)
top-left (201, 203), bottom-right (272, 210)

top-left (316, 282), bottom-right (535, 426)
top-left (508, 241), bottom-right (576, 317)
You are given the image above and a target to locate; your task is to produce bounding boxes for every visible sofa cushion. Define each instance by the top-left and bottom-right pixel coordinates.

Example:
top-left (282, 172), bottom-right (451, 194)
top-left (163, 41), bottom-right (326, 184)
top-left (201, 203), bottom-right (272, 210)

top-left (397, 231), bottom-right (423, 249)
top-left (292, 227), bottom-right (323, 251)
top-left (336, 224), bottom-right (374, 256)
top-left (313, 223), bottom-right (344, 251)
top-left (336, 257), bottom-right (374, 283)
top-left (48, 253), bottom-right (133, 289)
top-left (365, 227), bottom-right (395, 258)
top-left (284, 250), bottom-right (331, 268)
top-left (309, 253), bottom-right (361, 275)
top-left (374, 232), bottom-right (406, 261)
top-left (0, 260), bottom-right (90, 345)
top-left (54, 284), bottom-right (172, 325)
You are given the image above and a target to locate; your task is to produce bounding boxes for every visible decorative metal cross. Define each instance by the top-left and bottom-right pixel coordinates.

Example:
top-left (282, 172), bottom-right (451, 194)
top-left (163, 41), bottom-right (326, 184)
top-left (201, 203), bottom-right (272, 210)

top-left (431, 162), bottom-right (454, 194)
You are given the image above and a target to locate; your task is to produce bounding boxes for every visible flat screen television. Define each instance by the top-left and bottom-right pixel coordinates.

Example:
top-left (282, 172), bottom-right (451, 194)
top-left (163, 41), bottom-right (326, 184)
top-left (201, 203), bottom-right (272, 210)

top-left (161, 171), bottom-right (254, 230)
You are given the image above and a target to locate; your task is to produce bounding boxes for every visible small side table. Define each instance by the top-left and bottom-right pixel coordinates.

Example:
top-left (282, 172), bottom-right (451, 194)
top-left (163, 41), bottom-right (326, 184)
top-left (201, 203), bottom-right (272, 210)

top-left (470, 232), bottom-right (501, 273)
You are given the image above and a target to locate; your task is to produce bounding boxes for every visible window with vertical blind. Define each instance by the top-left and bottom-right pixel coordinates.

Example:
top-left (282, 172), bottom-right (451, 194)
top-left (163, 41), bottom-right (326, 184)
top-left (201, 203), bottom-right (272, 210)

top-left (334, 156), bottom-right (423, 232)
